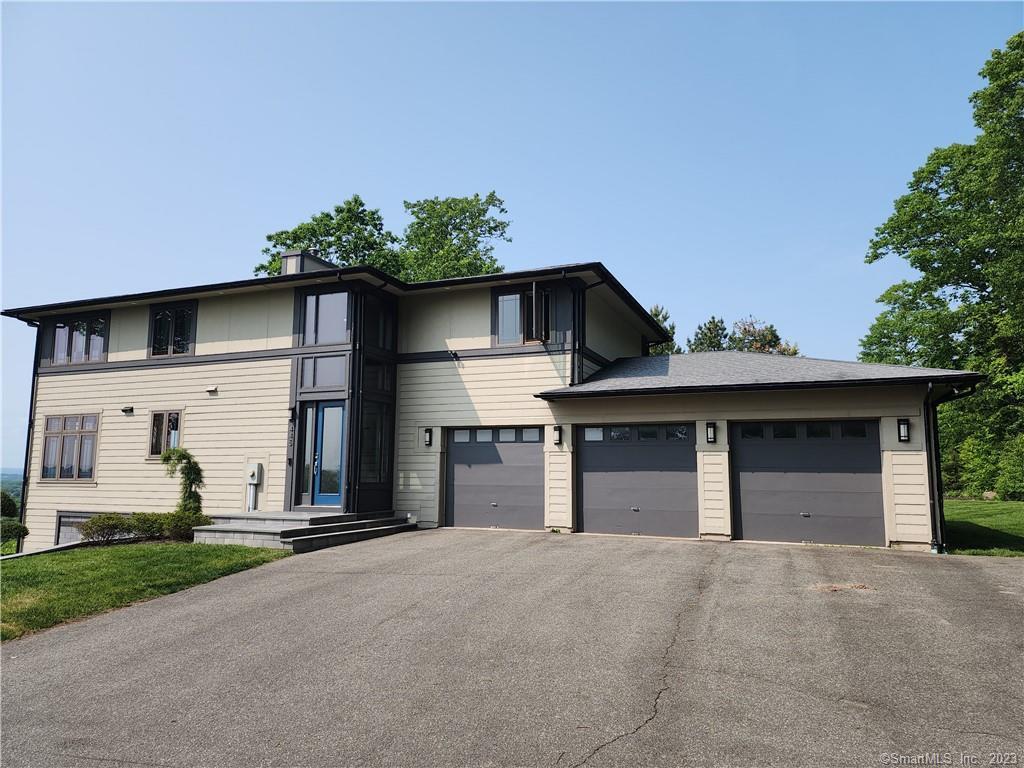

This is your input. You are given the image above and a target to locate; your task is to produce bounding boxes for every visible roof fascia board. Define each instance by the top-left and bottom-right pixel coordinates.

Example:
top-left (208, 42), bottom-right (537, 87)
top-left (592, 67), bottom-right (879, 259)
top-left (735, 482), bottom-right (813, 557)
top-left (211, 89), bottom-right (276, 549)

top-left (536, 373), bottom-right (985, 400)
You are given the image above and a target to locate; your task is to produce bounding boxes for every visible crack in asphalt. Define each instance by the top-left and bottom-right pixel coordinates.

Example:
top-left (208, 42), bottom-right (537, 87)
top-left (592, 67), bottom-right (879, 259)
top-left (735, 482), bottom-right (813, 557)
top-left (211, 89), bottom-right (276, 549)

top-left (566, 549), bottom-right (722, 768)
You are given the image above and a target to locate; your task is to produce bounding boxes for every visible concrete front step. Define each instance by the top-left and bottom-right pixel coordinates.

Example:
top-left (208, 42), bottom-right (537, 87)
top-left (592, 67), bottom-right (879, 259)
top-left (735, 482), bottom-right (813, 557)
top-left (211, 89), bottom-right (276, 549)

top-left (279, 516), bottom-right (408, 539)
top-left (194, 511), bottom-right (413, 552)
top-left (283, 523), bottom-right (417, 554)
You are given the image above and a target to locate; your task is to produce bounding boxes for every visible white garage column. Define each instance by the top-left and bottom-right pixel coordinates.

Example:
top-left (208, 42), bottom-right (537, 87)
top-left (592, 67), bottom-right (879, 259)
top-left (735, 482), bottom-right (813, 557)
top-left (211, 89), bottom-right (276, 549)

top-left (696, 420), bottom-right (732, 540)
top-left (544, 425), bottom-right (574, 530)
top-left (879, 415), bottom-right (932, 551)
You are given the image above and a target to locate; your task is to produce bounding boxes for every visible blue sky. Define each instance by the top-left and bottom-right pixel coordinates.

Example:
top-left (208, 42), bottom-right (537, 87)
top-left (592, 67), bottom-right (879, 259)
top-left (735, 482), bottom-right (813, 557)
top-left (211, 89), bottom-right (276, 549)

top-left (2, 2), bottom-right (1021, 468)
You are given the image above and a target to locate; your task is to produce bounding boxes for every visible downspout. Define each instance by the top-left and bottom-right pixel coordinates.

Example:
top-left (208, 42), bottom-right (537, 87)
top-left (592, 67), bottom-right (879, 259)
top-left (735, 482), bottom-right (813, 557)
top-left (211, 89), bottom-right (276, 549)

top-left (923, 381), bottom-right (979, 554)
top-left (18, 322), bottom-right (41, 552)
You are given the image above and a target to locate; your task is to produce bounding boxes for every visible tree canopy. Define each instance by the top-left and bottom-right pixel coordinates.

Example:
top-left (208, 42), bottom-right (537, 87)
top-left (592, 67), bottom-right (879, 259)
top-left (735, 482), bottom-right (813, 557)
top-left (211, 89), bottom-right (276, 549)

top-left (686, 316), bottom-right (728, 353)
top-left (860, 32), bottom-right (1024, 497)
top-left (648, 305), bottom-right (682, 355)
top-left (254, 191), bottom-right (510, 283)
top-left (684, 315), bottom-right (798, 355)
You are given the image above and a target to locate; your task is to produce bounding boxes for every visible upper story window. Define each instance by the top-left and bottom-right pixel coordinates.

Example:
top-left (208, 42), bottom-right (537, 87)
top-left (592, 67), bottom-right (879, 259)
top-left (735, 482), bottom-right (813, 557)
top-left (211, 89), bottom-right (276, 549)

top-left (494, 285), bottom-right (550, 346)
top-left (42, 414), bottom-right (98, 480)
top-left (150, 302), bottom-right (196, 357)
top-left (303, 290), bottom-right (349, 346)
top-left (49, 313), bottom-right (108, 365)
top-left (362, 293), bottom-right (395, 351)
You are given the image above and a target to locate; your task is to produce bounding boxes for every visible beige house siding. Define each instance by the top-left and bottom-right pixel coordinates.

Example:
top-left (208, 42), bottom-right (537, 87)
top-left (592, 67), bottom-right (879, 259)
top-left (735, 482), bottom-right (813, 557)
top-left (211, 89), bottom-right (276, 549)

top-left (398, 291), bottom-right (492, 353)
top-left (194, 290), bottom-right (294, 355)
top-left (697, 451), bottom-right (731, 537)
top-left (100, 290), bottom-right (295, 364)
top-left (21, 358), bottom-right (292, 552)
top-left (585, 289), bottom-right (644, 362)
top-left (107, 306), bottom-right (151, 362)
top-left (394, 353), bottom-right (570, 525)
top-left (544, 427), bottom-right (573, 530)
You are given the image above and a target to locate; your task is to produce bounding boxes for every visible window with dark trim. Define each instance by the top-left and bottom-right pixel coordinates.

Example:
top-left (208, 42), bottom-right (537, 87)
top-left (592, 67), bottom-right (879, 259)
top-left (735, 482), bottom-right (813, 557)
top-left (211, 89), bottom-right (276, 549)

top-left (49, 314), bottom-right (108, 365)
top-left (740, 423), bottom-right (764, 440)
top-left (359, 401), bottom-right (393, 484)
top-left (149, 411), bottom-right (182, 457)
top-left (150, 302), bottom-right (196, 357)
top-left (494, 284), bottom-right (550, 346)
top-left (302, 290), bottom-right (349, 346)
top-left (42, 414), bottom-right (98, 480)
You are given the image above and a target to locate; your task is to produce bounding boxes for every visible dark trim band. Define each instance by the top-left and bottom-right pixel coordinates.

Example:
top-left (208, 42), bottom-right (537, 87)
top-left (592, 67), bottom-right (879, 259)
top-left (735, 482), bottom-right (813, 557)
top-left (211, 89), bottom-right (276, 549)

top-left (397, 344), bottom-right (570, 364)
top-left (35, 343), bottom-right (354, 375)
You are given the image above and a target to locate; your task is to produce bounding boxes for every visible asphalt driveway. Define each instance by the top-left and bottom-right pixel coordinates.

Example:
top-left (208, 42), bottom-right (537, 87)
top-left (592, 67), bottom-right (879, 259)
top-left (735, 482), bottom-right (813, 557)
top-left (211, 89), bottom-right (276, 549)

top-left (2, 530), bottom-right (1022, 768)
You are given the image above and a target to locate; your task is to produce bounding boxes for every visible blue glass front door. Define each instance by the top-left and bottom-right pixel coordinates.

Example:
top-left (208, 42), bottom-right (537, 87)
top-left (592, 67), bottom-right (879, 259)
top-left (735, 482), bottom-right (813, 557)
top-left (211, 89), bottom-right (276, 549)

top-left (313, 401), bottom-right (345, 506)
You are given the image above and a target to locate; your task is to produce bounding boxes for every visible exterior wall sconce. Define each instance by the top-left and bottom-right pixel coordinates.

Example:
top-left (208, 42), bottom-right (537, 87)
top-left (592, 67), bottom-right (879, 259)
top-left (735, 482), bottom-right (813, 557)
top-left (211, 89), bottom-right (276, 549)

top-left (552, 425), bottom-right (562, 445)
top-left (121, 406), bottom-right (134, 415)
top-left (897, 418), bottom-right (911, 443)
top-left (205, 385), bottom-right (219, 395)
top-left (424, 428), bottom-right (433, 448)
top-left (706, 421), bottom-right (717, 444)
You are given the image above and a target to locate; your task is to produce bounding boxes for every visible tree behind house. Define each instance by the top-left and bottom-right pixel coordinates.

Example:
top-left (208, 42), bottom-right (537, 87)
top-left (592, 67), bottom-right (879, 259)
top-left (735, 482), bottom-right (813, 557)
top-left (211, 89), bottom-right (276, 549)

top-left (254, 191), bottom-right (511, 283)
top-left (859, 31), bottom-right (1024, 497)
top-left (648, 305), bottom-right (682, 355)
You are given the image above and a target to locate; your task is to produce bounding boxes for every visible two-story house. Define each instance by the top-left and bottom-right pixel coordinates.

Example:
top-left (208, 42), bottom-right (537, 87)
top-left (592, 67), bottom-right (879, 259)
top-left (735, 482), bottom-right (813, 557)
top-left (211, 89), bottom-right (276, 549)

top-left (2, 253), bottom-right (980, 554)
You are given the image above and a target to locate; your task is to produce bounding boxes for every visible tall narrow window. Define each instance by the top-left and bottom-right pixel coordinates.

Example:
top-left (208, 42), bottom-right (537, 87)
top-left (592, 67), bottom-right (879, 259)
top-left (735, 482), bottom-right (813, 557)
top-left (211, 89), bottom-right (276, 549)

top-left (497, 293), bottom-right (521, 345)
top-left (149, 411), bottom-right (182, 457)
top-left (41, 414), bottom-right (98, 480)
top-left (48, 313), bottom-right (108, 365)
top-left (150, 303), bottom-right (195, 357)
top-left (359, 401), bottom-right (393, 484)
top-left (303, 291), bottom-right (349, 346)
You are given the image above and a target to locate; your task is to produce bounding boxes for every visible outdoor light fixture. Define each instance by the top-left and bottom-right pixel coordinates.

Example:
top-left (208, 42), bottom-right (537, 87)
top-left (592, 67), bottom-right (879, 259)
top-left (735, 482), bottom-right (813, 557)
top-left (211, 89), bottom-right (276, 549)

top-left (552, 425), bottom-right (562, 445)
top-left (424, 428), bottom-right (433, 448)
top-left (897, 418), bottom-right (911, 443)
top-left (706, 421), bottom-right (717, 444)
top-left (121, 406), bottom-right (134, 415)
top-left (205, 384), bottom-right (219, 395)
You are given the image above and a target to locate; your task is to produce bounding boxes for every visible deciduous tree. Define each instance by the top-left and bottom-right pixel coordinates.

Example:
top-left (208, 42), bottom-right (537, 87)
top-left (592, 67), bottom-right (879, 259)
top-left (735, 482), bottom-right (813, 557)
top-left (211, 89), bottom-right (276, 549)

top-left (860, 32), bottom-right (1024, 496)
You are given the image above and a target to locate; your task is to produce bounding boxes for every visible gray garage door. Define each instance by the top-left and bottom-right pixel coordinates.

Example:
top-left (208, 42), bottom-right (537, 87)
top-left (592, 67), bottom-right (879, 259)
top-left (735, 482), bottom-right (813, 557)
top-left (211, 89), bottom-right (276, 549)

top-left (730, 420), bottom-right (885, 546)
top-left (577, 424), bottom-right (698, 537)
top-left (445, 427), bottom-right (545, 529)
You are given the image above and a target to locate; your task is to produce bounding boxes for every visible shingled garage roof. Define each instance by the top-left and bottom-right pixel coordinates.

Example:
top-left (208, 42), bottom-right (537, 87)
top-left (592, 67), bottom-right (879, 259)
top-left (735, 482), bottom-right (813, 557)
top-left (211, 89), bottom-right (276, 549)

top-left (538, 351), bottom-right (983, 399)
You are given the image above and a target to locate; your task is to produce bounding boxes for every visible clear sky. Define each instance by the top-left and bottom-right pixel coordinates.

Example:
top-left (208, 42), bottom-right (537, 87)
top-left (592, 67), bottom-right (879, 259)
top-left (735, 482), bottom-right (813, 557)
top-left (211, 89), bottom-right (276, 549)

top-left (2, 2), bottom-right (1021, 468)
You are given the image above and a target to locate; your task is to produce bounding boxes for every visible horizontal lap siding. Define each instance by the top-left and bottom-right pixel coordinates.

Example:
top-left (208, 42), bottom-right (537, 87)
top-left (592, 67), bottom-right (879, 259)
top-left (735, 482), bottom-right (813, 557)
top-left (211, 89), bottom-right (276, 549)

top-left (885, 450), bottom-right (932, 542)
top-left (697, 451), bottom-right (731, 536)
top-left (22, 359), bottom-right (292, 552)
top-left (545, 449), bottom-right (572, 529)
top-left (394, 354), bottom-right (569, 524)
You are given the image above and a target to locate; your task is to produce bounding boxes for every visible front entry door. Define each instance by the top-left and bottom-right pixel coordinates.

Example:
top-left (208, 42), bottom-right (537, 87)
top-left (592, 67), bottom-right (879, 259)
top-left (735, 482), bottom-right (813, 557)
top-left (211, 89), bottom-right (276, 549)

top-left (313, 401), bottom-right (345, 506)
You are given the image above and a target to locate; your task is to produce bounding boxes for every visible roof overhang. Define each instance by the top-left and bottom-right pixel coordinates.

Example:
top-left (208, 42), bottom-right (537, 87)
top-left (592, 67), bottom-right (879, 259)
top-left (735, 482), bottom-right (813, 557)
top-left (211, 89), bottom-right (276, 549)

top-left (1, 260), bottom-right (670, 343)
top-left (537, 373), bottom-right (986, 400)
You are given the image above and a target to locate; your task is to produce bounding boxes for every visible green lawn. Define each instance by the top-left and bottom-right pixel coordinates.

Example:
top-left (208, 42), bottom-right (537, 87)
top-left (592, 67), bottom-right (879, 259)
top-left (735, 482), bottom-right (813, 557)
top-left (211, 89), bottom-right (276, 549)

top-left (0, 542), bottom-right (290, 640)
top-left (945, 499), bottom-right (1024, 557)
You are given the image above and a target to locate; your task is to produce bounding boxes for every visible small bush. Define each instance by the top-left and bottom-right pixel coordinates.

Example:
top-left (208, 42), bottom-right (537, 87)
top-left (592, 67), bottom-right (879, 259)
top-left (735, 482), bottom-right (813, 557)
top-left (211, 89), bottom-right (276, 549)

top-left (1, 490), bottom-right (18, 519)
top-left (163, 509), bottom-right (213, 541)
top-left (79, 514), bottom-right (133, 543)
top-left (995, 434), bottom-right (1024, 501)
top-left (1, 516), bottom-right (29, 543)
top-left (129, 513), bottom-right (167, 539)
